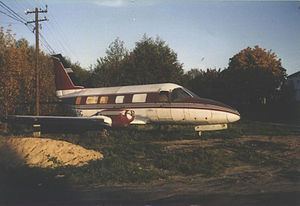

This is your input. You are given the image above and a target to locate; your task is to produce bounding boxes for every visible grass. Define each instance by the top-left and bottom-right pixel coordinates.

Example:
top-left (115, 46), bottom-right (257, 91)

top-left (0, 120), bottom-right (299, 189)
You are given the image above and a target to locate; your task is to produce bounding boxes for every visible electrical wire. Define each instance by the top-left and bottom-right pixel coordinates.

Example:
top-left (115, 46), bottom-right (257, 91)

top-left (0, 0), bottom-right (77, 57)
top-left (0, 1), bottom-right (27, 23)
top-left (0, 9), bottom-right (25, 23)
top-left (0, 0), bottom-right (55, 54)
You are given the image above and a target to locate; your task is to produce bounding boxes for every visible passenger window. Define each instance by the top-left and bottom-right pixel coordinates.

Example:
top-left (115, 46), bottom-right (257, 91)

top-left (158, 91), bottom-right (169, 102)
top-left (99, 96), bottom-right (108, 104)
top-left (115, 96), bottom-right (124, 103)
top-left (86, 96), bottom-right (98, 104)
top-left (75, 96), bottom-right (81, 105)
top-left (132, 94), bottom-right (147, 103)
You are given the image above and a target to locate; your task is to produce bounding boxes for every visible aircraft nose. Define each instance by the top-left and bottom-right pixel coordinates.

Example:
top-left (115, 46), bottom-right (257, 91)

top-left (226, 112), bottom-right (241, 123)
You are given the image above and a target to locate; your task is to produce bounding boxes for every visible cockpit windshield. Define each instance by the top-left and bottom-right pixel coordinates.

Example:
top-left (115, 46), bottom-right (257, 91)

top-left (171, 88), bottom-right (193, 102)
top-left (182, 88), bottom-right (199, 98)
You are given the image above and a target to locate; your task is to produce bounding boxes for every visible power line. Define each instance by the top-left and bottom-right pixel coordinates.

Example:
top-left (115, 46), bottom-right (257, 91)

top-left (0, 0), bottom-right (76, 61)
top-left (0, 9), bottom-right (24, 23)
top-left (40, 0), bottom-right (78, 60)
top-left (44, 23), bottom-right (71, 56)
top-left (0, 1), bottom-right (27, 23)
top-left (0, 1), bottom-right (54, 54)
top-left (39, 32), bottom-right (55, 54)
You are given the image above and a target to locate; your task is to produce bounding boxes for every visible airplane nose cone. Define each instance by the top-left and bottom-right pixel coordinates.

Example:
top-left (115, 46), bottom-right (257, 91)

top-left (227, 112), bottom-right (241, 123)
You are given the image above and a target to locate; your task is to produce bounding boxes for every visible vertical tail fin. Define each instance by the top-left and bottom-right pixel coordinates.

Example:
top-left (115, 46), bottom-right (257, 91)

top-left (51, 54), bottom-right (84, 90)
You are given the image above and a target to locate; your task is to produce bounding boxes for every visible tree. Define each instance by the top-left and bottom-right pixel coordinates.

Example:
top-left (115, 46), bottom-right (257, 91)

top-left (121, 35), bottom-right (184, 85)
top-left (222, 46), bottom-right (286, 106)
top-left (90, 38), bottom-right (128, 87)
top-left (184, 68), bottom-right (224, 101)
top-left (0, 27), bottom-right (66, 117)
top-left (90, 35), bottom-right (184, 87)
top-left (0, 27), bottom-right (22, 117)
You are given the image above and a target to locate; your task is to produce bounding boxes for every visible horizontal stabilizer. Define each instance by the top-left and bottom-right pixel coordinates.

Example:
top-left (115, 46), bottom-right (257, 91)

top-left (64, 68), bottom-right (73, 73)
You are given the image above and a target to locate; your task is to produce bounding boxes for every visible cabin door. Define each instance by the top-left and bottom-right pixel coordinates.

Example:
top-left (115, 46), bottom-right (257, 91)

top-left (171, 107), bottom-right (185, 122)
top-left (156, 91), bottom-right (172, 121)
top-left (156, 103), bottom-right (172, 121)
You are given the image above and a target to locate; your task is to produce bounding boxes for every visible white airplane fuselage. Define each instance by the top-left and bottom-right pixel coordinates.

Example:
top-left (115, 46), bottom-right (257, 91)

top-left (57, 83), bottom-right (240, 128)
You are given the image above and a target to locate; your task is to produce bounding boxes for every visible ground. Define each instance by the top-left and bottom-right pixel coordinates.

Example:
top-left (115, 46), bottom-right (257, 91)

top-left (0, 120), bottom-right (299, 205)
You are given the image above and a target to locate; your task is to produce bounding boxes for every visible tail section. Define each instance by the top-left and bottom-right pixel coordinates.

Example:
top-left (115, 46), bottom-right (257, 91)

top-left (51, 54), bottom-right (84, 91)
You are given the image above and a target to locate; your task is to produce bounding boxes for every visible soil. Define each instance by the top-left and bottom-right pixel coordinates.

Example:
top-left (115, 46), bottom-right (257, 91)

top-left (0, 137), bottom-right (103, 168)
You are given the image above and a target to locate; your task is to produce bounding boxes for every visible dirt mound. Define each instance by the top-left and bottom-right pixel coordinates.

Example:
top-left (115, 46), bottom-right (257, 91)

top-left (0, 137), bottom-right (103, 168)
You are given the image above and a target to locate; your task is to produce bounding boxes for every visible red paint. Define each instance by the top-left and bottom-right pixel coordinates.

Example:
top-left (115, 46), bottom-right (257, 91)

top-left (100, 109), bottom-right (135, 127)
top-left (52, 57), bottom-right (84, 90)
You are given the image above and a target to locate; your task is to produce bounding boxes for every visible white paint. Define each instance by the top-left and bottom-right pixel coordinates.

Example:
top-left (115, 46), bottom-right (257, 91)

top-left (91, 115), bottom-right (112, 126)
top-left (156, 108), bottom-right (172, 121)
top-left (195, 124), bottom-right (227, 131)
top-left (187, 109), bottom-right (212, 123)
top-left (146, 108), bottom-right (158, 121)
top-left (211, 111), bottom-right (228, 124)
top-left (171, 108), bottom-right (185, 121)
top-left (57, 83), bottom-right (181, 99)
top-left (226, 113), bottom-right (241, 122)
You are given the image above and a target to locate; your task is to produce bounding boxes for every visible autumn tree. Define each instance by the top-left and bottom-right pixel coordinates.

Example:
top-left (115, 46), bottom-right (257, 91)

top-left (222, 46), bottom-right (286, 106)
top-left (0, 28), bottom-right (23, 117)
top-left (0, 27), bottom-right (62, 117)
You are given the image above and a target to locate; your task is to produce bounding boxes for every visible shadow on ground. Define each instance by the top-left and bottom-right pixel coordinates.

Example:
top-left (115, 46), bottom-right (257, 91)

top-left (0, 140), bottom-right (83, 205)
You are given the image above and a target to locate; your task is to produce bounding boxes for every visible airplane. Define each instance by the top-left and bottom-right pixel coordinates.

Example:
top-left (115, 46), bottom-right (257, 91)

top-left (7, 54), bottom-right (240, 136)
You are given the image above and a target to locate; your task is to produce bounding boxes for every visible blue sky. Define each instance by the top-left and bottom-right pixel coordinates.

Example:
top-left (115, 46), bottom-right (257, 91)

top-left (0, 0), bottom-right (299, 75)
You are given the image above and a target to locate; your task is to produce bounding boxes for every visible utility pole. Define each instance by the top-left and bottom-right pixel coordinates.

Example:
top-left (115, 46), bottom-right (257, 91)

top-left (25, 6), bottom-right (48, 116)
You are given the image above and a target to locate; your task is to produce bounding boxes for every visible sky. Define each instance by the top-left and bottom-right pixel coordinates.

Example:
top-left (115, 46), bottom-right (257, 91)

top-left (0, 0), bottom-right (299, 75)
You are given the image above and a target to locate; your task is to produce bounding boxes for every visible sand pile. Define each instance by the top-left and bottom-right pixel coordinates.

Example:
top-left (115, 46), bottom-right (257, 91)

top-left (0, 137), bottom-right (103, 168)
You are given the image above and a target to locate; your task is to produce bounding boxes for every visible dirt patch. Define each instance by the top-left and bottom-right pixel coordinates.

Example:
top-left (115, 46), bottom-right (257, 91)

top-left (0, 137), bottom-right (103, 168)
top-left (155, 139), bottom-right (223, 151)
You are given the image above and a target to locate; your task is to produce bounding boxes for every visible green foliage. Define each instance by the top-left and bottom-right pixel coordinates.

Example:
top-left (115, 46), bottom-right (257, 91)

top-left (121, 35), bottom-right (184, 85)
top-left (90, 38), bottom-right (128, 87)
top-left (184, 68), bottom-right (224, 101)
top-left (90, 35), bottom-right (184, 87)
